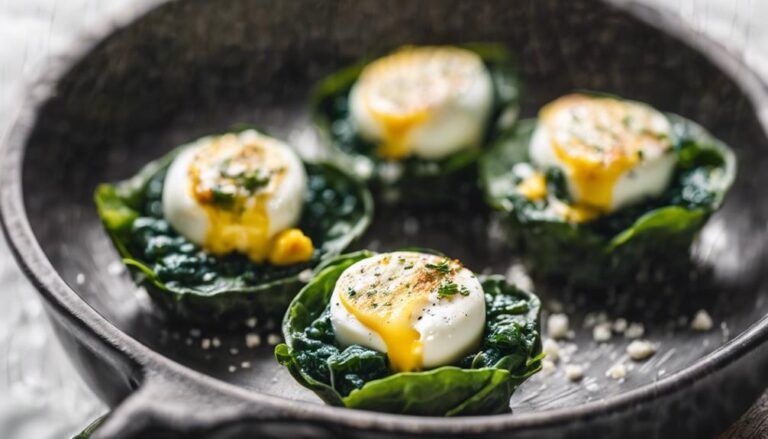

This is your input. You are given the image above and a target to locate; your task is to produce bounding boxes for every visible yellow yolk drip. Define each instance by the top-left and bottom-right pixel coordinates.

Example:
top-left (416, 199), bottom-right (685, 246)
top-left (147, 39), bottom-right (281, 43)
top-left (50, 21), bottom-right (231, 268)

top-left (268, 228), bottom-right (314, 266)
top-left (516, 172), bottom-right (548, 201)
top-left (541, 94), bottom-right (672, 212)
top-left (338, 256), bottom-right (447, 372)
top-left (188, 135), bottom-right (313, 264)
top-left (356, 47), bottom-right (482, 160)
top-left (551, 200), bottom-right (601, 224)
top-left (201, 194), bottom-right (272, 262)
top-left (370, 109), bottom-right (429, 160)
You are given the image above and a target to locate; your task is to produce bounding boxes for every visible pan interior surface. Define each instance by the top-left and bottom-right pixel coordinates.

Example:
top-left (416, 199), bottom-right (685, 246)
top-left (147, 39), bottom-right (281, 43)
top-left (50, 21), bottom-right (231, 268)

top-left (16, 0), bottom-right (768, 419)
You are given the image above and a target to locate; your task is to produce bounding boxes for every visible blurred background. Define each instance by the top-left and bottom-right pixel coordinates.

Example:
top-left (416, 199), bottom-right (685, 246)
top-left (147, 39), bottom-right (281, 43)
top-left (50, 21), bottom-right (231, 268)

top-left (0, 0), bottom-right (764, 437)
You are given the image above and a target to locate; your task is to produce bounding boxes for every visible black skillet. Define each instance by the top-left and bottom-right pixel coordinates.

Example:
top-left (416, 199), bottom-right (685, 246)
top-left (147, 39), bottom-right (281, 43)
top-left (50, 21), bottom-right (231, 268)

top-left (3, 0), bottom-right (768, 437)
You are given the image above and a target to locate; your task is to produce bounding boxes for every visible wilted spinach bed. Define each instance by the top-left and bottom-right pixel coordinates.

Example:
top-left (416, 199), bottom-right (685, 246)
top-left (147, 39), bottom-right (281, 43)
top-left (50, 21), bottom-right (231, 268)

top-left (95, 141), bottom-right (373, 326)
top-left (276, 251), bottom-right (543, 416)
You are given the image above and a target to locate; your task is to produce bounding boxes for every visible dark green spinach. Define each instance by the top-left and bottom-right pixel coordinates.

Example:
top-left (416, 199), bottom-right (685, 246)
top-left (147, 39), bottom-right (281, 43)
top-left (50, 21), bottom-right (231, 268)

top-left (95, 133), bottom-right (373, 327)
top-left (479, 114), bottom-right (736, 287)
top-left (276, 252), bottom-right (542, 416)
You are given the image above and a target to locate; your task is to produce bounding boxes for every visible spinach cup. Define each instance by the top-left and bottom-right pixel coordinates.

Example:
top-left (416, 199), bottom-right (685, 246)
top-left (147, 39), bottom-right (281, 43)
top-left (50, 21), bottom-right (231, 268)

top-left (275, 250), bottom-right (542, 416)
top-left (480, 96), bottom-right (736, 288)
top-left (312, 43), bottom-right (520, 204)
top-left (95, 130), bottom-right (373, 327)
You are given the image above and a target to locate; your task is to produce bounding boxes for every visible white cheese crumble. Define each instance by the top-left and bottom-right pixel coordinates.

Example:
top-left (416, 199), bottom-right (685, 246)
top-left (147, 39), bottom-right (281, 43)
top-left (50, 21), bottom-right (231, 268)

top-left (547, 313), bottom-right (570, 340)
top-left (624, 322), bottom-right (645, 339)
top-left (541, 359), bottom-right (557, 375)
top-left (542, 338), bottom-right (560, 363)
top-left (612, 318), bottom-right (628, 333)
top-left (606, 363), bottom-right (627, 380)
top-left (245, 333), bottom-right (262, 348)
top-left (691, 309), bottom-right (714, 332)
top-left (564, 364), bottom-right (584, 381)
top-left (267, 334), bottom-right (282, 346)
top-left (626, 340), bottom-right (656, 361)
top-left (298, 269), bottom-right (314, 283)
top-left (592, 323), bottom-right (612, 342)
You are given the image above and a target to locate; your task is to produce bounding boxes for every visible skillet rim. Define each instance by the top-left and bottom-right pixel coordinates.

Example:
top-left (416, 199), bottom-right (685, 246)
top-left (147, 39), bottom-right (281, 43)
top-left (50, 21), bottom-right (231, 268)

top-left (2, 0), bottom-right (768, 434)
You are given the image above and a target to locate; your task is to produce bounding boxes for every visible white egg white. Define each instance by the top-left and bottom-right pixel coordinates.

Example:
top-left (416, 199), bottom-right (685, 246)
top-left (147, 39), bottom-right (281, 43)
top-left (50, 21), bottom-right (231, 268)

top-left (529, 94), bottom-right (677, 213)
top-left (162, 130), bottom-right (306, 257)
top-left (330, 251), bottom-right (486, 370)
top-left (349, 46), bottom-right (494, 161)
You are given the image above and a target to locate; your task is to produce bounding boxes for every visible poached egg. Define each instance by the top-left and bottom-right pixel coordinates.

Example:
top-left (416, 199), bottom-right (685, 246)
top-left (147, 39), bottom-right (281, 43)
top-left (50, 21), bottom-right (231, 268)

top-left (330, 251), bottom-right (485, 372)
top-left (162, 130), bottom-right (313, 265)
top-left (349, 46), bottom-right (494, 161)
top-left (526, 94), bottom-right (676, 221)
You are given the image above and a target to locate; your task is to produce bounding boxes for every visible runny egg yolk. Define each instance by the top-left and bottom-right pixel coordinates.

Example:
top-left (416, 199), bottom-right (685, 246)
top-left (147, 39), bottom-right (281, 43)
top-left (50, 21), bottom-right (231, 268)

top-left (353, 46), bottom-right (487, 160)
top-left (336, 255), bottom-right (457, 372)
top-left (540, 94), bottom-right (673, 212)
top-left (187, 134), bottom-right (313, 264)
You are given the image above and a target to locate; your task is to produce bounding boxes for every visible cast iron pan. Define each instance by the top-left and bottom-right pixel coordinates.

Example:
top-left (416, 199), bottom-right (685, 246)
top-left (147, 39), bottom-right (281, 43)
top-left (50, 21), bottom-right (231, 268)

top-left (3, 0), bottom-right (768, 437)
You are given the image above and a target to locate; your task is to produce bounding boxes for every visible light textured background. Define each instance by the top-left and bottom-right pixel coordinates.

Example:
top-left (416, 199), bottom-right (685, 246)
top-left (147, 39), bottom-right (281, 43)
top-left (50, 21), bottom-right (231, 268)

top-left (0, 1), bottom-right (765, 437)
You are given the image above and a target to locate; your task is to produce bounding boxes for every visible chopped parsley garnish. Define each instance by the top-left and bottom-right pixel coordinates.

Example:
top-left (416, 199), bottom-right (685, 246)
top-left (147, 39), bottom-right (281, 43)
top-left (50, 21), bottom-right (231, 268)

top-left (425, 258), bottom-right (451, 274)
top-left (436, 281), bottom-right (470, 299)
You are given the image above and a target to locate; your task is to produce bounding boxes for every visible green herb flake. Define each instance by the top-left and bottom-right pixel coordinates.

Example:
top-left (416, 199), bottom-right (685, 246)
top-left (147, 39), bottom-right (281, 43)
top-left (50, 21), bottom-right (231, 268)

top-left (437, 281), bottom-right (460, 298)
top-left (425, 258), bottom-right (451, 275)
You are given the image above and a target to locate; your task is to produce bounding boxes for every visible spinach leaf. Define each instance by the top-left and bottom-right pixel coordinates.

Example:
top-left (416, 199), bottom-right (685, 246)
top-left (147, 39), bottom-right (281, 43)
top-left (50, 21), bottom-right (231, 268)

top-left (276, 252), bottom-right (542, 416)
top-left (479, 113), bottom-right (736, 287)
top-left (94, 132), bottom-right (373, 327)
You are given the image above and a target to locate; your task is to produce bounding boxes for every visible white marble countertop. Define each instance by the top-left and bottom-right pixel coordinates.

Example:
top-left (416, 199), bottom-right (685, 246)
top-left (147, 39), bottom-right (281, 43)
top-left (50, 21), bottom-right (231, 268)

top-left (0, 1), bottom-right (765, 437)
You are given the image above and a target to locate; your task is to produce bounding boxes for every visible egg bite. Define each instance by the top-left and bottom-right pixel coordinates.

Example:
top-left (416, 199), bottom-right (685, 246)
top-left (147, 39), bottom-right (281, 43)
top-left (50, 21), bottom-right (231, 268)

top-left (349, 46), bottom-right (494, 161)
top-left (94, 129), bottom-right (372, 327)
top-left (163, 130), bottom-right (312, 265)
top-left (330, 251), bottom-right (485, 371)
top-left (312, 44), bottom-right (519, 201)
top-left (529, 94), bottom-right (677, 217)
top-left (479, 92), bottom-right (736, 287)
top-left (276, 250), bottom-right (543, 416)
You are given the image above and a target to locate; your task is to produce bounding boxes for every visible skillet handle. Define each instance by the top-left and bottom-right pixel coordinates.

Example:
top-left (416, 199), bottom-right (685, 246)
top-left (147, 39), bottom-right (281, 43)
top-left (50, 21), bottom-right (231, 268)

top-left (91, 369), bottom-right (284, 439)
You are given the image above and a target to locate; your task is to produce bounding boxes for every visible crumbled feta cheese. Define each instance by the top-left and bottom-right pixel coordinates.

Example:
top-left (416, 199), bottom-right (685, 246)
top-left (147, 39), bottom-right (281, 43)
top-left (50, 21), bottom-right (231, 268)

top-left (612, 318), bottom-right (628, 333)
top-left (298, 269), bottom-right (314, 283)
top-left (606, 363), bottom-right (627, 380)
top-left (108, 261), bottom-right (125, 276)
top-left (245, 333), bottom-right (261, 348)
top-left (691, 310), bottom-right (713, 332)
top-left (228, 365), bottom-right (237, 373)
top-left (201, 338), bottom-right (211, 350)
top-left (547, 313), bottom-right (570, 340)
top-left (592, 323), bottom-right (612, 342)
top-left (624, 322), bottom-right (645, 339)
top-left (230, 348), bottom-right (239, 355)
top-left (543, 338), bottom-right (560, 363)
top-left (75, 273), bottom-right (86, 285)
top-left (267, 333), bottom-right (282, 346)
top-left (505, 264), bottom-right (533, 292)
top-left (189, 328), bottom-right (202, 337)
top-left (241, 361), bottom-right (251, 369)
top-left (541, 359), bottom-right (557, 375)
top-left (245, 317), bottom-right (258, 328)
top-left (626, 340), bottom-right (656, 361)
top-left (211, 337), bottom-right (221, 348)
top-left (564, 364), bottom-right (584, 381)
